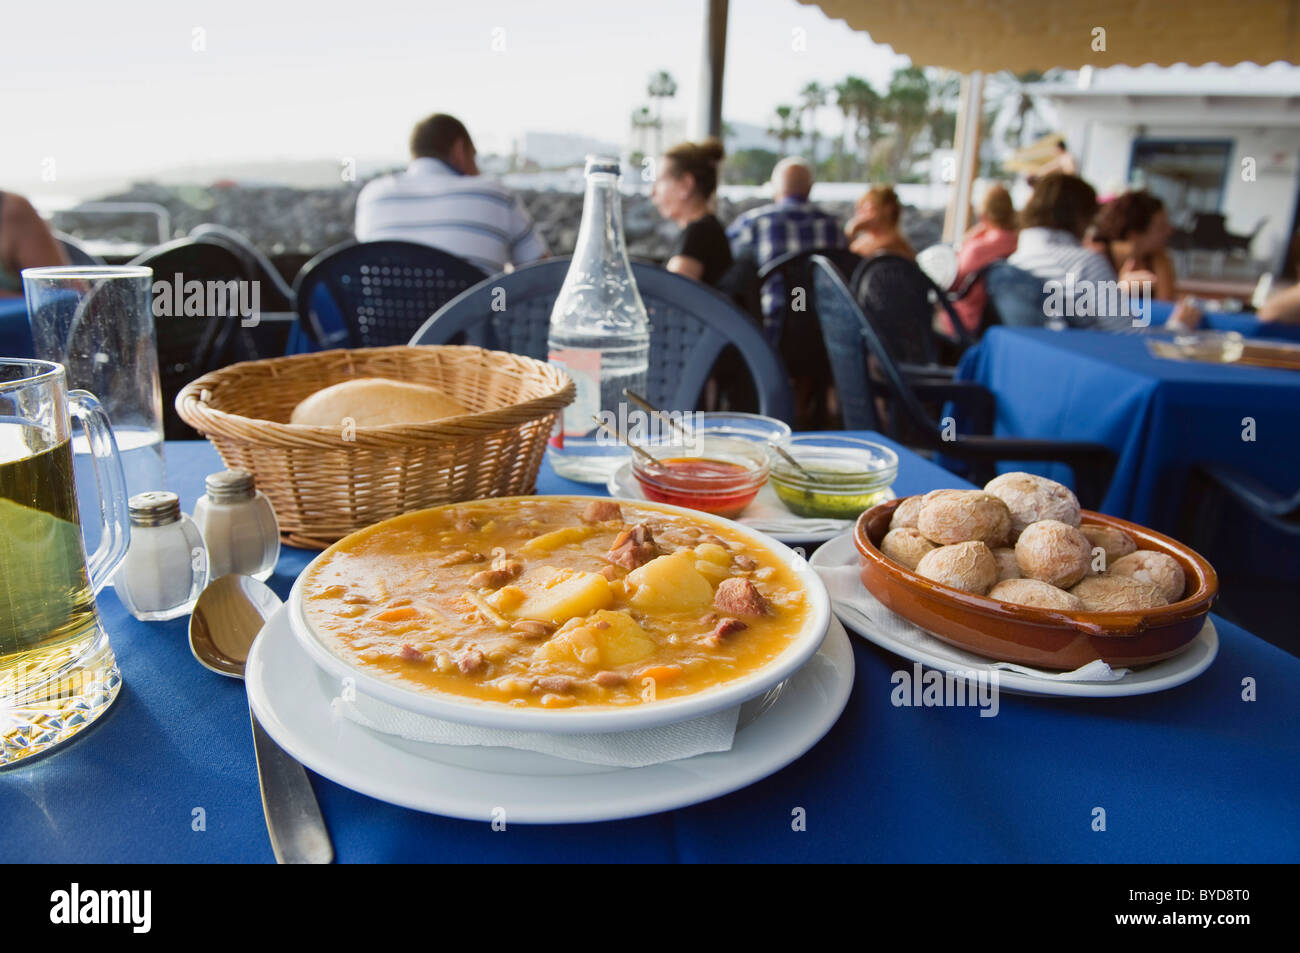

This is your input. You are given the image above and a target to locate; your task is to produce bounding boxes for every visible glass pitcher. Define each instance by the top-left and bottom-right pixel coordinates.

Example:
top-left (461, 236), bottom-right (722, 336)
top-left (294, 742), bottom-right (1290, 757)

top-left (0, 358), bottom-right (129, 766)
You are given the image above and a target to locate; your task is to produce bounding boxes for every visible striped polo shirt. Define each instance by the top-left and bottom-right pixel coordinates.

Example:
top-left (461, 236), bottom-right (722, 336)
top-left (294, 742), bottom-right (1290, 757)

top-left (354, 158), bottom-right (548, 273)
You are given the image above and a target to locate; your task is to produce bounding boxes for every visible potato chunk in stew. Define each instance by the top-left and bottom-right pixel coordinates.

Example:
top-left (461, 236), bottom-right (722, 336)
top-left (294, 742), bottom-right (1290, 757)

top-left (626, 550), bottom-right (715, 613)
top-left (514, 566), bottom-right (614, 624)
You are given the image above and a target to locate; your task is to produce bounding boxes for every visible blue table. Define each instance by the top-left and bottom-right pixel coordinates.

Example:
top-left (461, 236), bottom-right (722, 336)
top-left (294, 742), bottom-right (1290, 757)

top-left (4, 438), bottom-right (1298, 862)
top-left (0, 297), bottom-right (33, 358)
top-left (957, 327), bottom-right (1300, 533)
top-left (1146, 299), bottom-right (1300, 343)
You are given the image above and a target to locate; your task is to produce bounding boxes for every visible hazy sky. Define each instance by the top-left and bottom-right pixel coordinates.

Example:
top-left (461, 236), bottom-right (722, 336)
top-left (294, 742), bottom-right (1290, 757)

top-left (3, 0), bottom-right (909, 195)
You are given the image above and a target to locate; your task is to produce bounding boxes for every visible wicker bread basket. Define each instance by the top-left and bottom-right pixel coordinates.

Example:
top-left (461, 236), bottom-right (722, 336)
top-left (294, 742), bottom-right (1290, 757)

top-left (176, 345), bottom-right (574, 548)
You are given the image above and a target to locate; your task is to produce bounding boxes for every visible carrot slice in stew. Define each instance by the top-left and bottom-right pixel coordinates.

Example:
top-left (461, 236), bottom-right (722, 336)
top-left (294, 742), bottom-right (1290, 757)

top-left (375, 606), bottom-right (421, 622)
top-left (639, 665), bottom-right (683, 683)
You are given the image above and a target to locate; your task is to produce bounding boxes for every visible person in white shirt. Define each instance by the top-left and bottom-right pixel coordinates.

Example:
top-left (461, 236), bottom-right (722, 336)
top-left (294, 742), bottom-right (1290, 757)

top-left (1008, 172), bottom-right (1154, 329)
top-left (355, 113), bottom-right (548, 274)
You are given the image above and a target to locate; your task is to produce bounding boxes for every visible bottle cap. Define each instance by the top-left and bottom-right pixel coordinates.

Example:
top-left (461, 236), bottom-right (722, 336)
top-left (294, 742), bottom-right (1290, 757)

top-left (129, 491), bottom-right (182, 528)
top-left (585, 155), bottom-right (620, 177)
top-left (204, 468), bottom-right (256, 504)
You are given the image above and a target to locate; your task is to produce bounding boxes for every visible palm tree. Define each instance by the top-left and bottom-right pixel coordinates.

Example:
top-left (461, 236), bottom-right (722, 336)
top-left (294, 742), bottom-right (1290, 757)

top-left (842, 77), bottom-right (881, 177)
top-left (882, 66), bottom-right (930, 179)
top-left (799, 81), bottom-right (827, 167)
top-left (630, 105), bottom-right (656, 157)
top-left (647, 70), bottom-right (678, 157)
top-left (767, 105), bottom-right (802, 158)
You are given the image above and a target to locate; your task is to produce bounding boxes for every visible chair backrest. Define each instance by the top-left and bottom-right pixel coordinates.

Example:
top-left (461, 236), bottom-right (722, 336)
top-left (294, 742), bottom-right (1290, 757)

top-left (984, 261), bottom-right (1049, 328)
top-left (812, 255), bottom-right (946, 440)
top-left (849, 253), bottom-right (943, 364)
top-left (128, 238), bottom-right (256, 439)
top-left (410, 258), bottom-right (794, 422)
top-left (293, 240), bottom-right (488, 349)
top-left (755, 246), bottom-right (862, 340)
top-left (190, 224), bottom-right (294, 312)
top-left (54, 232), bottom-right (104, 266)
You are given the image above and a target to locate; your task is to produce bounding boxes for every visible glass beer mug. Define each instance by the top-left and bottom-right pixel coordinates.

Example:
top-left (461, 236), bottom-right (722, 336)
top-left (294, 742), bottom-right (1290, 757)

top-left (1, 358), bottom-right (129, 766)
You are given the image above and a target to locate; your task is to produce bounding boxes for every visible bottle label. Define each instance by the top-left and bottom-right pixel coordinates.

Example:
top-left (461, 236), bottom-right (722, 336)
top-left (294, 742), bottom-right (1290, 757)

top-left (548, 348), bottom-right (602, 441)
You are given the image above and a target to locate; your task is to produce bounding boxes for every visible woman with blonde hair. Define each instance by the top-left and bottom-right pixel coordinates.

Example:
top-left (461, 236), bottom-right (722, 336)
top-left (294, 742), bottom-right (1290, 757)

top-left (650, 137), bottom-right (732, 287)
top-left (845, 185), bottom-right (915, 260)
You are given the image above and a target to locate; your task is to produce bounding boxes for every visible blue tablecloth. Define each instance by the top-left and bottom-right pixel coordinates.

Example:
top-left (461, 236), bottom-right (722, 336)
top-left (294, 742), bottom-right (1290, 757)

top-left (957, 327), bottom-right (1300, 533)
top-left (4, 438), bottom-right (1298, 863)
top-left (0, 297), bottom-right (33, 357)
top-left (1147, 299), bottom-right (1300, 342)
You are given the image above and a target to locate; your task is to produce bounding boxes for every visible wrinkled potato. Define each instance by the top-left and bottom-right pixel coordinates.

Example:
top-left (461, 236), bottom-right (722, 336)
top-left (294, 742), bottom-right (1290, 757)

top-left (1015, 519), bottom-right (1093, 588)
top-left (916, 491), bottom-right (1011, 547)
top-left (984, 472), bottom-right (1082, 539)
top-left (987, 578), bottom-right (1084, 611)
top-left (888, 496), bottom-right (926, 531)
top-left (1081, 525), bottom-right (1138, 567)
top-left (915, 541), bottom-right (998, 595)
top-left (1110, 550), bottom-right (1186, 603)
top-left (992, 547), bottom-right (1021, 581)
top-left (1069, 574), bottom-right (1169, 612)
top-left (880, 527), bottom-right (937, 571)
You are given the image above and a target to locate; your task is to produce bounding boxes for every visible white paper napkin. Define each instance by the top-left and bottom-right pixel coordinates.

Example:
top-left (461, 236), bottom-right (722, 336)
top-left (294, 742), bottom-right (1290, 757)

top-left (330, 691), bottom-right (740, 768)
top-left (736, 485), bottom-right (856, 536)
top-left (814, 561), bottom-right (1131, 682)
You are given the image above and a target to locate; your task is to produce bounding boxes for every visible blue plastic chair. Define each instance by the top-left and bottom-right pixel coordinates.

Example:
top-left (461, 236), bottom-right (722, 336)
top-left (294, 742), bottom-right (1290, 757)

top-left (810, 255), bottom-right (1116, 506)
top-left (409, 258), bottom-right (794, 423)
top-left (984, 261), bottom-right (1051, 327)
top-left (54, 232), bottom-right (104, 266)
top-left (292, 240), bottom-right (488, 349)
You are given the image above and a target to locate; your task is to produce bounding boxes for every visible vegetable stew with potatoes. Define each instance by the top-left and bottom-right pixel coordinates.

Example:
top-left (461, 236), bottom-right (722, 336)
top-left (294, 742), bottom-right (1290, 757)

top-left (302, 497), bottom-right (811, 708)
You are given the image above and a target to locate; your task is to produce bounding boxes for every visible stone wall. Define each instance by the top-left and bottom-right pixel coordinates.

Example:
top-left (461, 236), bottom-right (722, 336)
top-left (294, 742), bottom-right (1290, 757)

top-left (54, 182), bottom-right (944, 262)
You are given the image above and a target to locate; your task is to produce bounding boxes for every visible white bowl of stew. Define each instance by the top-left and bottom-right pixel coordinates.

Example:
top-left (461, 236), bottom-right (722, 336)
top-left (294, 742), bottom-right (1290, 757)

top-left (286, 495), bottom-right (831, 734)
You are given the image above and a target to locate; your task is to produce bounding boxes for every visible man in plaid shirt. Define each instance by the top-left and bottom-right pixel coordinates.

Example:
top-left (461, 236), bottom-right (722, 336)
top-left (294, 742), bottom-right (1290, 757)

top-left (726, 157), bottom-right (846, 334)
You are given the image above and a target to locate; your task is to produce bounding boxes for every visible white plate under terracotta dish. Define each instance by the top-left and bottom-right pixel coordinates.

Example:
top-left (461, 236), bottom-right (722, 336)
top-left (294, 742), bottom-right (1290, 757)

top-left (809, 531), bottom-right (1218, 698)
top-left (247, 605), bottom-right (855, 823)
top-left (287, 496), bottom-right (831, 734)
top-left (606, 460), bottom-right (892, 546)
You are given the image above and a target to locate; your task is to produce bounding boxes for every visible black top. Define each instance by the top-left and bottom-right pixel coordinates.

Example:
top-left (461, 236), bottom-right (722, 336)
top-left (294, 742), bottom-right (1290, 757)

top-left (670, 214), bottom-right (733, 287)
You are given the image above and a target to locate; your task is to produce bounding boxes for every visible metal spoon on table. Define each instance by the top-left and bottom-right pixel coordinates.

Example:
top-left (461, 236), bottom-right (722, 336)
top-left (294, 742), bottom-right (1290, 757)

top-left (190, 574), bottom-right (334, 864)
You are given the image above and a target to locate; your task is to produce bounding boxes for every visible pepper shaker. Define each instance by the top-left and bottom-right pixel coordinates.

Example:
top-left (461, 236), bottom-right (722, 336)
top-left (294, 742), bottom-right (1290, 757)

top-left (115, 491), bottom-right (209, 622)
top-left (193, 469), bottom-right (280, 582)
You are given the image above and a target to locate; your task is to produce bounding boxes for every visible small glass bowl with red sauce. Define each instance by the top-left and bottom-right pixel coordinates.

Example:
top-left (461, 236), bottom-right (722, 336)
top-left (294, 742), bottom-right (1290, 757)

top-left (631, 435), bottom-right (770, 519)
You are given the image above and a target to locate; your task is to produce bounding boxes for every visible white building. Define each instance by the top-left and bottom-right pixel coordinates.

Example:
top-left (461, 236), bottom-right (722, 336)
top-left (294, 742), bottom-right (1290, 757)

top-left (1029, 64), bottom-right (1300, 274)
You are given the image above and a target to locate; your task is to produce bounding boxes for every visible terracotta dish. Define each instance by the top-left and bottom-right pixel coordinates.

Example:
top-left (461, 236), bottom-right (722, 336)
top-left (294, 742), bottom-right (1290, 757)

top-left (854, 498), bottom-right (1218, 669)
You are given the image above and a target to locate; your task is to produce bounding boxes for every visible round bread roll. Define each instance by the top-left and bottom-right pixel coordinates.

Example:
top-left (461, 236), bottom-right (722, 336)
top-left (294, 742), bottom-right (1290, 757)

top-left (984, 472), bottom-right (1081, 539)
top-left (916, 491), bottom-right (1011, 547)
top-left (880, 527), bottom-right (937, 570)
top-left (1109, 550), bottom-right (1186, 603)
top-left (290, 378), bottom-right (470, 428)
top-left (1069, 574), bottom-right (1169, 612)
top-left (888, 496), bottom-right (925, 531)
top-left (915, 541), bottom-right (998, 595)
top-left (1015, 519), bottom-right (1092, 588)
top-left (992, 547), bottom-right (1021, 581)
top-left (988, 578), bottom-right (1084, 611)
top-left (1081, 525), bottom-right (1138, 567)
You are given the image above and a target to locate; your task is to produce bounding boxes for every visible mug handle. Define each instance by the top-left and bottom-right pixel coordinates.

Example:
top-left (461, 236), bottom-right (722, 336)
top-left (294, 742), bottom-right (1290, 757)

top-left (67, 389), bottom-right (131, 594)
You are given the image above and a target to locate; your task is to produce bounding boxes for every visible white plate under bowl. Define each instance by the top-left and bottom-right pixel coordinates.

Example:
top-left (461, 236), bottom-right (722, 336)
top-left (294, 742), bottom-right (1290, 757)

top-left (809, 531), bottom-right (1218, 698)
top-left (287, 496), bottom-right (831, 734)
top-left (247, 606), bottom-right (856, 823)
top-left (606, 461), bottom-right (892, 545)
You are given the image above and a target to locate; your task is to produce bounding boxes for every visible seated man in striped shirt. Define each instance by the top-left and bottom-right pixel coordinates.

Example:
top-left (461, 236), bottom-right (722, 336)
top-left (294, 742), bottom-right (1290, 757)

top-left (355, 113), bottom-right (548, 274)
top-left (726, 157), bottom-right (845, 332)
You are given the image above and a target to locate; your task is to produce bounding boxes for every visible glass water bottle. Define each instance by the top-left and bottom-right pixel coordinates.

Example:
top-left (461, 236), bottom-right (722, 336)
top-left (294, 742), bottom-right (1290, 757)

top-left (546, 155), bottom-right (651, 483)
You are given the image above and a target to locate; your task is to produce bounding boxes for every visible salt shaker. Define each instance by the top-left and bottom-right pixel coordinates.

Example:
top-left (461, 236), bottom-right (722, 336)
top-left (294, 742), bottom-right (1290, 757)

top-left (193, 469), bottom-right (279, 582)
top-left (115, 491), bottom-right (209, 622)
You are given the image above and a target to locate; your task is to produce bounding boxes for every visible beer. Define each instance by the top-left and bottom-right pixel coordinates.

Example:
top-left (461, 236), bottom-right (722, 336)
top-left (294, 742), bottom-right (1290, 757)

top-left (0, 424), bottom-right (98, 666)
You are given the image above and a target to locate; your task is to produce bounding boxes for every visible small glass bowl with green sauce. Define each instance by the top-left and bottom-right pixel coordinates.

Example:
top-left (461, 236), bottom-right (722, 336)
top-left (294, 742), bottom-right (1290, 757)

top-left (767, 436), bottom-right (898, 520)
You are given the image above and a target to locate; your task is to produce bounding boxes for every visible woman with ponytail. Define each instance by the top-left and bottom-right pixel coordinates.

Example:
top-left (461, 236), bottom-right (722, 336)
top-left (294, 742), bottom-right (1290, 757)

top-left (651, 137), bottom-right (733, 287)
